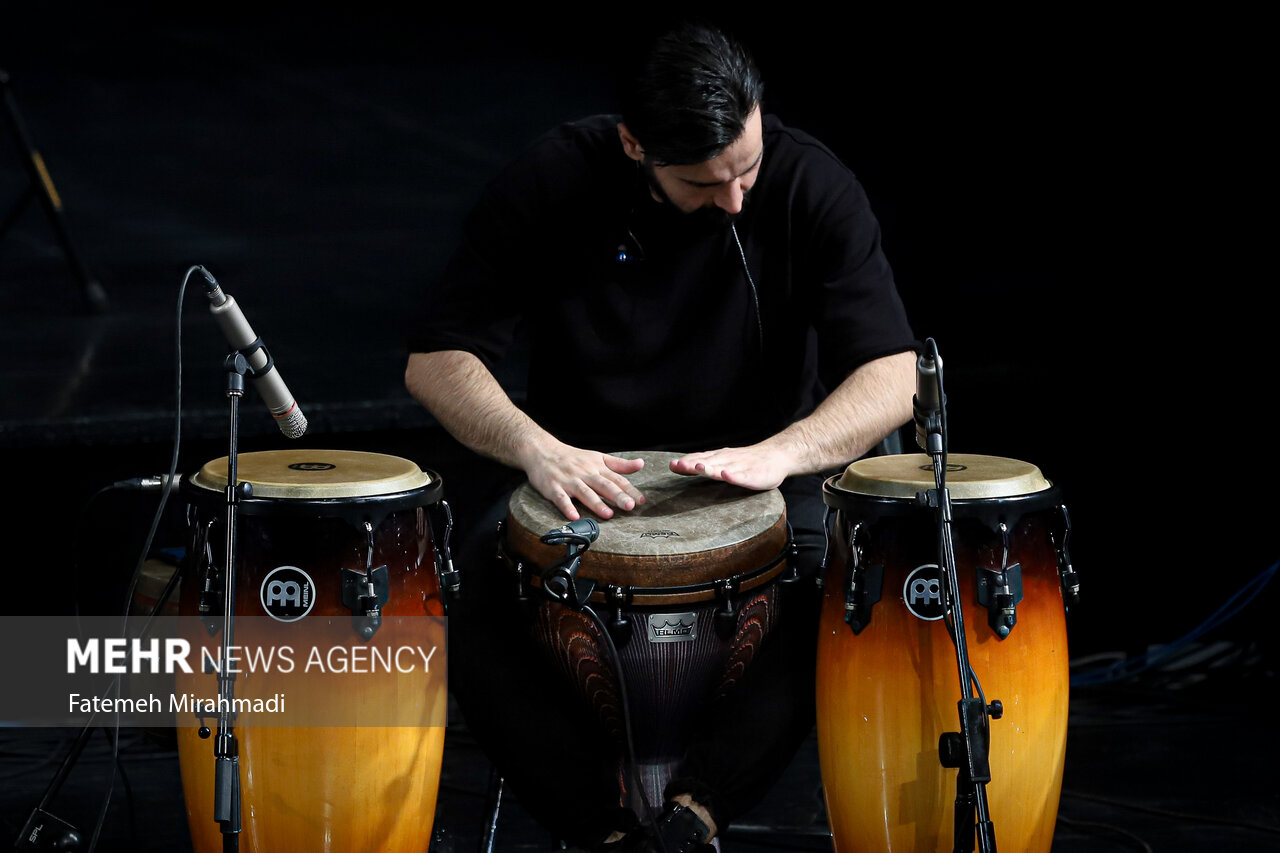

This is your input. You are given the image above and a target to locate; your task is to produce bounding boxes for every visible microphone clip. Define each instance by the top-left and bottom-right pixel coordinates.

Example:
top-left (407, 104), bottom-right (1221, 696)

top-left (224, 336), bottom-right (274, 380)
top-left (539, 520), bottom-right (599, 610)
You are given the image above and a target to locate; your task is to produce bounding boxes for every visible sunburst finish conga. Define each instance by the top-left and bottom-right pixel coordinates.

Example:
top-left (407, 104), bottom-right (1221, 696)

top-left (500, 450), bottom-right (792, 813)
top-left (175, 449), bottom-right (449, 853)
top-left (817, 453), bottom-right (1073, 852)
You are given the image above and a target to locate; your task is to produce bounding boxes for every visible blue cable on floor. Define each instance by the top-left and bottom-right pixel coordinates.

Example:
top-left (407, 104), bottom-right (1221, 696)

top-left (1069, 559), bottom-right (1278, 688)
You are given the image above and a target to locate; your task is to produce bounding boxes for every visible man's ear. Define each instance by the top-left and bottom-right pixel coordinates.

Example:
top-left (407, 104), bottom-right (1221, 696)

top-left (617, 123), bottom-right (645, 162)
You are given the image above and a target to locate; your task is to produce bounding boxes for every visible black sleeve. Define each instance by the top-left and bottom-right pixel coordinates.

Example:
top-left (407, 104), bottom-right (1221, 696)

top-left (403, 171), bottom-right (532, 369)
top-left (784, 134), bottom-right (917, 388)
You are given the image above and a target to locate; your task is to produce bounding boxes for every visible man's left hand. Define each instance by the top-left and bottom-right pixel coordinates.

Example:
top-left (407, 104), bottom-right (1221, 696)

top-left (668, 445), bottom-right (798, 491)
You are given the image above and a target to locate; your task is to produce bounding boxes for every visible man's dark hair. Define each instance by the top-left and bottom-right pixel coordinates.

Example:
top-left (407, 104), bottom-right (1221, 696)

top-left (620, 22), bottom-right (764, 166)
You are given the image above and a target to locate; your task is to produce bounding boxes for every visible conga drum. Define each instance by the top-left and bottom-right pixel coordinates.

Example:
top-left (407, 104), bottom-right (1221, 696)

top-left (816, 453), bottom-right (1074, 852)
top-left (175, 449), bottom-right (450, 852)
top-left (499, 450), bottom-right (792, 813)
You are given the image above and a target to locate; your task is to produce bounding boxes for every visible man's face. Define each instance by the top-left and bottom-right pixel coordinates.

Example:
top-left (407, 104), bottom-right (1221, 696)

top-left (624, 108), bottom-right (764, 222)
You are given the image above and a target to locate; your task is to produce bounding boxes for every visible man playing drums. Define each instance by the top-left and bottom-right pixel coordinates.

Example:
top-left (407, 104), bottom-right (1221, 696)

top-left (405, 21), bottom-right (916, 851)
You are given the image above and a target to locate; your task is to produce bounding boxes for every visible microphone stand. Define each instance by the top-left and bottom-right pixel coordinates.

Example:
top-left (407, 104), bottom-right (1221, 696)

top-left (204, 351), bottom-right (251, 852)
top-left (916, 338), bottom-right (999, 853)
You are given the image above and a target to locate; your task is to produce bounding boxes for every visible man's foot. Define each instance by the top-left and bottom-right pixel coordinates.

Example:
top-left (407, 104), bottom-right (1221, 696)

top-left (605, 802), bottom-right (715, 853)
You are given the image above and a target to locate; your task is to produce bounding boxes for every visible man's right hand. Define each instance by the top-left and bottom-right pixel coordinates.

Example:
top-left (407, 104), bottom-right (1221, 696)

top-left (405, 351), bottom-right (647, 520)
top-left (517, 438), bottom-right (646, 521)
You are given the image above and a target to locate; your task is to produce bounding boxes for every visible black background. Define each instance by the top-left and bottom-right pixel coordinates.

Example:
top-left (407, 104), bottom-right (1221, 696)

top-left (0, 5), bottom-right (1271, 667)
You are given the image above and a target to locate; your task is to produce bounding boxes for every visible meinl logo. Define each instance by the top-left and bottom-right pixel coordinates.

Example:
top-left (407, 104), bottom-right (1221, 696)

top-left (260, 566), bottom-right (316, 622)
top-left (903, 564), bottom-right (947, 621)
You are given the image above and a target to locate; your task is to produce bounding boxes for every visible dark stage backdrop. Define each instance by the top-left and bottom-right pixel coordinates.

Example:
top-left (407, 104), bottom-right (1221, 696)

top-left (0, 8), bottom-right (1270, 664)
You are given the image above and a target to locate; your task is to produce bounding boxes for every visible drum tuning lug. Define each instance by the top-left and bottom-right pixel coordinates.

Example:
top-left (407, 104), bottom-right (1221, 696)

top-left (434, 501), bottom-right (461, 609)
top-left (342, 565), bottom-right (390, 639)
top-left (987, 700), bottom-right (1003, 720)
top-left (604, 584), bottom-right (632, 646)
top-left (1053, 503), bottom-right (1081, 607)
top-left (843, 523), bottom-right (883, 635)
top-left (714, 578), bottom-right (741, 640)
top-left (976, 562), bottom-right (1022, 639)
top-left (607, 608), bottom-right (633, 649)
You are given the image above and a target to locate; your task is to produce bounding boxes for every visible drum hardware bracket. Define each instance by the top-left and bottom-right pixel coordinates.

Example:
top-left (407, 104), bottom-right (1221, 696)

top-left (193, 518), bottom-right (222, 636)
top-left (976, 564), bottom-right (1022, 639)
top-left (605, 584), bottom-right (634, 648)
top-left (341, 521), bottom-right (392, 639)
top-left (843, 521), bottom-right (883, 635)
top-left (434, 500), bottom-right (462, 609)
top-left (1053, 503), bottom-right (1081, 607)
top-left (975, 523), bottom-right (1023, 639)
top-left (341, 565), bottom-right (390, 640)
top-left (780, 525), bottom-right (802, 584)
top-left (714, 576), bottom-right (742, 640)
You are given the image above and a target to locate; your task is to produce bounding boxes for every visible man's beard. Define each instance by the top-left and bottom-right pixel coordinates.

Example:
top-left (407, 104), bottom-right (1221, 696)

top-left (640, 159), bottom-right (747, 232)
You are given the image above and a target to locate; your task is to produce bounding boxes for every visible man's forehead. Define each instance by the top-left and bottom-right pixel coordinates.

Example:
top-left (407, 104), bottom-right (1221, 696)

top-left (663, 109), bottom-right (763, 185)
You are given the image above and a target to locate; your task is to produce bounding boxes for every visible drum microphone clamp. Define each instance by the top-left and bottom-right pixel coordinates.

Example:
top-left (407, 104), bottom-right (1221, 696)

top-left (539, 520), bottom-right (600, 610)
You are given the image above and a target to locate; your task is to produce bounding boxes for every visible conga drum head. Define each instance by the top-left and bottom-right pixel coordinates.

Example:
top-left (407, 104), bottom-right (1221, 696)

top-left (817, 452), bottom-right (1071, 853)
top-left (177, 449), bottom-right (447, 853)
top-left (186, 448), bottom-right (439, 512)
top-left (824, 452), bottom-right (1059, 519)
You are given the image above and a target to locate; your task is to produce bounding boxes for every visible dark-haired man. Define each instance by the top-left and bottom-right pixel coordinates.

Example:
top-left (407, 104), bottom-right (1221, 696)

top-left (406, 22), bottom-right (916, 850)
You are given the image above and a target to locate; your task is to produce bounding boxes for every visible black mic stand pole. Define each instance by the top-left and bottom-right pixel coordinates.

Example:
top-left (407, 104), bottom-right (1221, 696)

top-left (916, 338), bottom-right (998, 853)
top-left (205, 352), bottom-right (250, 852)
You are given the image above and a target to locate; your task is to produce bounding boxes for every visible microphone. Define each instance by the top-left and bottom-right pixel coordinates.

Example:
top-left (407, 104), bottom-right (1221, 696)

top-left (198, 267), bottom-right (307, 439)
top-left (112, 474), bottom-right (179, 492)
top-left (913, 344), bottom-right (943, 452)
top-left (541, 518), bottom-right (600, 546)
top-left (539, 518), bottom-right (600, 608)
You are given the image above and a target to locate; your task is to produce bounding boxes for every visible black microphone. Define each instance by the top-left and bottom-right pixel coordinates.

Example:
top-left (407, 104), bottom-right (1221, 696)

top-left (198, 267), bottom-right (307, 439)
top-left (541, 518), bottom-right (600, 546)
top-left (913, 344), bottom-right (943, 452)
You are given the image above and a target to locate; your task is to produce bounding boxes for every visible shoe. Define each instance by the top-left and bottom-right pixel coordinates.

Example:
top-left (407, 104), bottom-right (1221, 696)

top-left (610, 804), bottom-right (714, 853)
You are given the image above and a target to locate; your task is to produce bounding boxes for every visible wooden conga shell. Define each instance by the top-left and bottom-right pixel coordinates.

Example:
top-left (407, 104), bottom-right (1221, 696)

top-left (175, 450), bottom-right (447, 853)
top-left (816, 454), bottom-right (1070, 853)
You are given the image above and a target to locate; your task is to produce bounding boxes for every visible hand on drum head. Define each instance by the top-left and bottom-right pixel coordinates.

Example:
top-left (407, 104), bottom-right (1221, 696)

top-left (519, 440), bottom-right (647, 521)
top-left (669, 444), bottom-right (795, 491)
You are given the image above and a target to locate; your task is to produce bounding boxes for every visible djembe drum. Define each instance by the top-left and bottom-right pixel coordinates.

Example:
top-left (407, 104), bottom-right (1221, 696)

top-left (499, 450), bottom-right (793, 813)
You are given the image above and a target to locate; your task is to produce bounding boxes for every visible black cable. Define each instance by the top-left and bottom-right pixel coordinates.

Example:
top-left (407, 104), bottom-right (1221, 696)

top-left (579, 601), bottom-right (669, 852)
top-left (1061, 789), bottom-right (1280, 836)
top-left (1054, 813), bottom-right (1153, 852)
top-left (81, 265), bottom-right (194, 853)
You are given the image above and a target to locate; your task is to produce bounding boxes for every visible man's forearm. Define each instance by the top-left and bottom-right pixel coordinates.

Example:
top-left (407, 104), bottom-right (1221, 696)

top-left (404, 350), bottom-right (648, 519)
top-left (764, 349), bottom-right (917, 475)
top-left (404, 350), bottom-right (550, 469)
